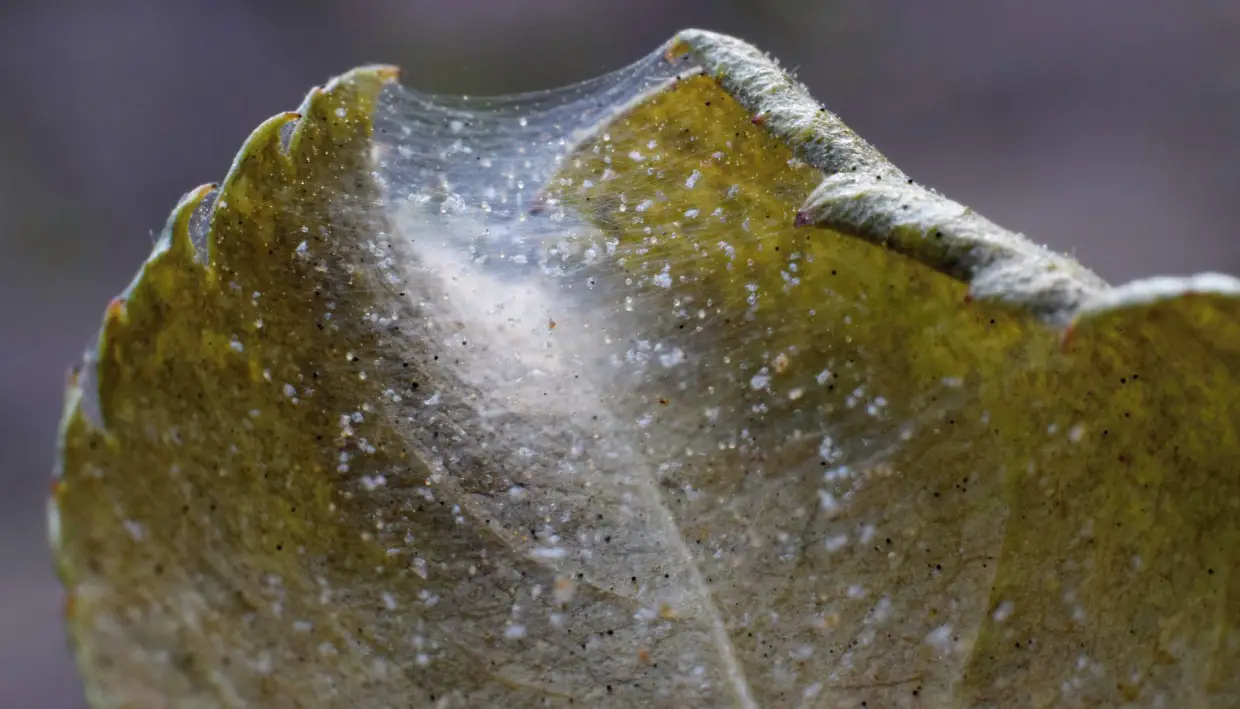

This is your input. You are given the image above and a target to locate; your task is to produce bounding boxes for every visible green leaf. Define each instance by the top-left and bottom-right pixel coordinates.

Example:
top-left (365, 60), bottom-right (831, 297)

top-left (52, 30), bottom-right (1239, 708)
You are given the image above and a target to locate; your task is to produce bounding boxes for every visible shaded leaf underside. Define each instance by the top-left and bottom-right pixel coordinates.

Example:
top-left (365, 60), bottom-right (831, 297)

top-left (52, 29), bottom-right (1239, 708)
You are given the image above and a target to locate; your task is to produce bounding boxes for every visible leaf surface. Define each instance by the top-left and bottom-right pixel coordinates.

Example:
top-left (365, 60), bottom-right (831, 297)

top-left (52, 30), bottom-right (1240, 708)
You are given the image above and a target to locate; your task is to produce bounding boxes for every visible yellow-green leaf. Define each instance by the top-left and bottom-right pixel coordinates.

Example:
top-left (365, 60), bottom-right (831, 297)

top-left (53, 30), bottom-right (1239, 708)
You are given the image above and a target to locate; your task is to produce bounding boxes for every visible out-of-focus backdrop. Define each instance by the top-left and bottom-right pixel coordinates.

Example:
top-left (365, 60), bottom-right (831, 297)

top-left (3, 1), bottom-right (1239, 705)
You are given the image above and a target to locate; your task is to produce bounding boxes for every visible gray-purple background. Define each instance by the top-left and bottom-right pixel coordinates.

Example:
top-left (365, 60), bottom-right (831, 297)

top-left (3, 2), bottom-right (1238, 705)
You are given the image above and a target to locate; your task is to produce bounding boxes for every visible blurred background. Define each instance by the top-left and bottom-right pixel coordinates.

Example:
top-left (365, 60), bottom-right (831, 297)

top-left (3, 1), bottom-right (1239, 705)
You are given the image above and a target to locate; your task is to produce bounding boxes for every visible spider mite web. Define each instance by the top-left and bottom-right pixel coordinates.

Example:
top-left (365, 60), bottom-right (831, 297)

top-left (366, 45), bottom-right (983, 442)
top-left (309, 45), bottom-right (1022, 706)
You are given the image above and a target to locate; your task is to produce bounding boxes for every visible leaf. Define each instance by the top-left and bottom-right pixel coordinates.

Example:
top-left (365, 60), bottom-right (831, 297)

top-left (51, 30), bottom-right (1240, 708)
